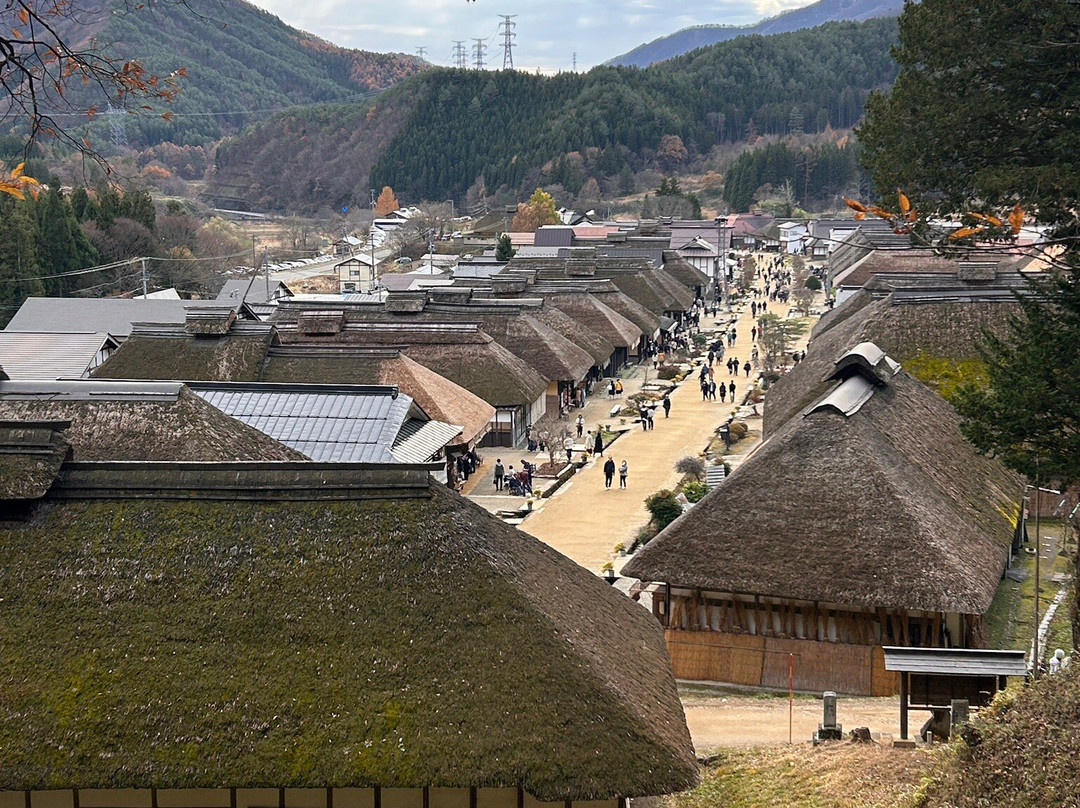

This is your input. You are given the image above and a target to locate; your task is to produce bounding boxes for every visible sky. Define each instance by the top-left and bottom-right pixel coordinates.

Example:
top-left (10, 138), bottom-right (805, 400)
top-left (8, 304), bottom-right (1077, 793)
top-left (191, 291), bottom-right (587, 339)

top-left (248, 0), bottom-right (818, 72)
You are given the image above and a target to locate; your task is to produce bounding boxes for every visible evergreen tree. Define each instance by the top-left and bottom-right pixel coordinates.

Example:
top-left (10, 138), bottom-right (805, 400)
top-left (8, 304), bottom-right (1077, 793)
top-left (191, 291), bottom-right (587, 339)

top-left (617, 164), bottom-right (635, 195)
top-left (0, 197), bottom-right (44, 319)
top-left (36, 188), bottom-right (98, 296)
top-left (495, 233), bottom-right (516, 261)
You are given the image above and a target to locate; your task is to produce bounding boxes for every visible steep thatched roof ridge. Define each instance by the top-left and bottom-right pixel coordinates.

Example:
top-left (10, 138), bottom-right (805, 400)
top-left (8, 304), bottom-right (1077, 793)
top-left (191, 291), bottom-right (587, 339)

top-left (537, 289), bottom-right (642, 349)
top-left (624, 371), bottom-right (1019, 614)
top-left (378, 353), bottom-right (494, 447)
top-left (0, 384), bottom-right (306, 461)
top-left (591, 286), bottom-right (662, 337)
top-left (511, 301), bottom-right (615, 367)
top-left (473, 311), bottom-right (594, 382)
top-left (662, 252), bottom-right (710, 290)
top-left (275, 324), bottom-right (548, 408)
top-left (0, 475), bottom-right (697, 798)
top-left (93, 323), bottom-right (275, 382)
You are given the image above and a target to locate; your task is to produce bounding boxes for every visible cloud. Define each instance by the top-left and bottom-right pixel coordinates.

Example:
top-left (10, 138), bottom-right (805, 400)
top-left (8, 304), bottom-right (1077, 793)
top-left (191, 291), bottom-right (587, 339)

top-left (753, 0), bottom-right (816, 18)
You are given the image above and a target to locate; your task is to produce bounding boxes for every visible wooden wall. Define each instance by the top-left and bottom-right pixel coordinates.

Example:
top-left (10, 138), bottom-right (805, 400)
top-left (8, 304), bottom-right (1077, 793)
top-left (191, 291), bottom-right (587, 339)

top-left (665, 630), bottom-right (900, 696)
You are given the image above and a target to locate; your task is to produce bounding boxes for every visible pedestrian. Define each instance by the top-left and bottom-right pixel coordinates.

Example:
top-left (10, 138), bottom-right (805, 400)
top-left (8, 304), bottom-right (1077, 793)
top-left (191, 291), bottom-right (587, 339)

top-left (729, 380), bottom-right (736, 400)
top-left (751, 325), bottom-right (757, 342)
top-left (614, 379), bottom-right (623, 396)
top-left (743, 360), bottom-right (751, 377)
top-left (594, 430), bottom-right (604, 456)
top-left (564, 435), bottom-right (573, 465)
top-left (618, 459), bottom-right (628, 489)
top-left (576, 413), bottom-right (584, 438)
top-left (647, 407), bottom-right (655, 430)
top-left (662, 394), bottom-right (671, 418)
top-left (493, 458), bottom-right (505, 491)
top-left (603, 457), bottom-right (616, 489)
top-left (709, 380), bottom-right (717, 400)
top-left (505, 465), bottom-right (515, 493)
top-left (719, 383), bottom-right (727, 402)
top-left (707, 349), bottom-right (715, 367)
top-left (608, 379), bottom-right (616, 398)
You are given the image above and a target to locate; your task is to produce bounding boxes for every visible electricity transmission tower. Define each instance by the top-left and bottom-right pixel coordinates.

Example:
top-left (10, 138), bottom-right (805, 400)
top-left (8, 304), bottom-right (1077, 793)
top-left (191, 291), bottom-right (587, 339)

top-left (572, 52), bottom-right (577, 72)
top-left (499, 15), bottom-right (517, 69)
top-left (452, 40), bottom-right (468, 69)
top-left (106, 103), bottom-right (128, 149)
top-left (473, 38), bottom-right (487, 70)
top-left (415, 46), bottom-right (427, 60)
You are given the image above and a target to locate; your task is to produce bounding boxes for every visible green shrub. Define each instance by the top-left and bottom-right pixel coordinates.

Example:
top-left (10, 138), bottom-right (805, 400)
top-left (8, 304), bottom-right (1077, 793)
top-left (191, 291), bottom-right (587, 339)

top-left (657, 365), bottom-right (679, 380)
top-left (631, 523), bottom-right (658, 551)
top-left (645, 489), bottom-right (683, 530)
top-left (682, 480), bottom-right (708, 503)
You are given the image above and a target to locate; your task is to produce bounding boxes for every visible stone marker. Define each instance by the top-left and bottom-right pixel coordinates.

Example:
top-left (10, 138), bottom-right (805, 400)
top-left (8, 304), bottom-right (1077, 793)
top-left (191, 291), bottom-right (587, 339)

top-left (814, 690), bottom-right (844, 743)
top-left (951, 699), bottom-right (970, 728)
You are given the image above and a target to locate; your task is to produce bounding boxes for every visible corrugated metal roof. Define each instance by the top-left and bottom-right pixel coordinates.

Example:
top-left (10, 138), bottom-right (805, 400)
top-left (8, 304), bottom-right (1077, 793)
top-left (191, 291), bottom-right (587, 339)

top-left (6, 298), bottom-right (237, 336)
top-left (0, 332), bottom-right (117, 380)
top-left (193, 385), bottom-right (413, 463)
top-left (0, 379), bottom-right (183, 401)
top-left (882, 647), bottom-right (1028, 676)
top-left (392, 419), bottom-right (464, 463)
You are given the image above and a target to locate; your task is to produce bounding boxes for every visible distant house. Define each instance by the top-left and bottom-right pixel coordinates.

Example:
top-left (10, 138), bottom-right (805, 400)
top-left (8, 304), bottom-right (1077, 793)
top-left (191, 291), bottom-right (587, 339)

top-left (672, 235), bottom-right (717, 277)
top-left (0, 423), bottom-right (698, 806)
top-left (0, 332), bottom-right (118, 379)
top-left (624, 342), bottom-right (1022, 695)
top-left (335, 255), bottom-right (378, 294)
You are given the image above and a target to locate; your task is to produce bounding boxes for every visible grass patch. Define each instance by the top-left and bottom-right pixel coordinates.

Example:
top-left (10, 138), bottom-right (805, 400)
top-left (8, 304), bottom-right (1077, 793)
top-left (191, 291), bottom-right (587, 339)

top-left (668, 744), bottom-right (940, 808)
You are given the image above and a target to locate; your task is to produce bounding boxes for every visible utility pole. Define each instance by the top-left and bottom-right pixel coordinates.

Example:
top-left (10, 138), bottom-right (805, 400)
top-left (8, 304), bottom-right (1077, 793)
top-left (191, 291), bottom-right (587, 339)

top-left (499, 15), bottom-right (516, 69)
top-left (473, 38), bottom-right (486, 70)
top-left (415, 46), bottom-right (427, 60)
top-left (452, 40), bottom-right (468, 69)
top-left (140, 257), bottom-right (148, 297)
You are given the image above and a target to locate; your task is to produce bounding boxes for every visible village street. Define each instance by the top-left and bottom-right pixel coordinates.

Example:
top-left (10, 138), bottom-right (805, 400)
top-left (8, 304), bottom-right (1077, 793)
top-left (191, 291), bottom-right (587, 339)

top-left (465, 256), bottom-right (813, 578)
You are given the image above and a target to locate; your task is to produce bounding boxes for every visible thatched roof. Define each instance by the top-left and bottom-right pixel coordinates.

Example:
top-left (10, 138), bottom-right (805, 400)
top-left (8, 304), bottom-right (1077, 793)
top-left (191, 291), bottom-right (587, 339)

top-left (94, 322), bottom-right (275, 382)
top-left (662, 252), bottom-right (710, 290)
top-left (0, 463), bottom-right (697, 798)
top-left (0, 382), bottom-right (306, 462)
top-left (589, 283), bottom-right (662, 337)
top-left (0, 421), bottom-right (70, 499)
top-left (275, 323), bottom-right (548, 408)
top-left (767, 290), bottom-right (1024, 436)
top-left (624, 354), bottom-right (1021, 615)
top-left (508, 300), bottom-right (615, 367)
top-left (535, 288), bottom-right (642, 349)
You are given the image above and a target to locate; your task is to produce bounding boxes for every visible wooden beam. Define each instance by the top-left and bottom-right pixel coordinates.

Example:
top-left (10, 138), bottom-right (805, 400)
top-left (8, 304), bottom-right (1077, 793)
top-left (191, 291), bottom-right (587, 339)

top-left (900, 671), bottom-right (909, 740)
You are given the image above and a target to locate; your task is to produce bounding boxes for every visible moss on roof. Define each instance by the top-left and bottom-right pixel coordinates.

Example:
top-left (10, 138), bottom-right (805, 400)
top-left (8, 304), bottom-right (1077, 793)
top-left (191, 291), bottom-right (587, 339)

top-left (0, 482), bottom-right (696, 798)
top-left (94, 333), bottom-right (274, 382)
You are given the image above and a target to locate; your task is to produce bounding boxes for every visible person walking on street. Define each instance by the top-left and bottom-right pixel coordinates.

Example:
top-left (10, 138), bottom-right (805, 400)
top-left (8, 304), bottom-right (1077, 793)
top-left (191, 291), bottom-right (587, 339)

top-left (729, 380), bottom-right (736, 400)
top-left (614, 379), bottom-right (623, 396)
top-left (575, 413), bottom-right (584, 438)
top-left (593, 430), bottom-right (604, 456)
top-left (743, 360), bottom-right (751, 377)
top-left (662, 394), bottom-right (671, 417)
top-left (608, 379), bottom-right (616, 398)
top-left (493, 458), bottom-right (505, 491)
top-left (603, 457), bottom-right (616, 489)
top-left (619, 460), bottom-right (628, 489)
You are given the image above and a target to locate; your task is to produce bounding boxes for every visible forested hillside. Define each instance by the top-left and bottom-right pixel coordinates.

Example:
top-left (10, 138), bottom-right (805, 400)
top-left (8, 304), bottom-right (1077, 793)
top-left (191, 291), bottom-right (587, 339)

top-left (209, 18), bottom-right (898, 213)
top-left (608, 0), bottom-right (903, 67)
top-left (44, 0), bottom-right (426, 149)
top-left (723, 139), bottom-right (866, 212)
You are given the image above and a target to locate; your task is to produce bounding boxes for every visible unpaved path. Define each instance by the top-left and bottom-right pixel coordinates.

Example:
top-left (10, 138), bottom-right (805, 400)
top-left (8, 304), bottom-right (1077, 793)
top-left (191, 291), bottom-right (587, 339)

top-left (682, 691), bottom-right (902, 750)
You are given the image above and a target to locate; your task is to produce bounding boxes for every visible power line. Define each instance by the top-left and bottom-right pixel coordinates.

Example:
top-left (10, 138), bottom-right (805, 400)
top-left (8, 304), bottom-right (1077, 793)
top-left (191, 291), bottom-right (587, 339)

top-left (473, 37), bottom-right (487, 70)
top-left (499, 15), bottom-right (517, 70)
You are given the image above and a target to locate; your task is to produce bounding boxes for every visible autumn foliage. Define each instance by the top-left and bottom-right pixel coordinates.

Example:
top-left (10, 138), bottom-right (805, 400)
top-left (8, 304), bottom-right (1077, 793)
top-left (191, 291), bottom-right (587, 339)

top-left (374, 186), bottom-right (400, 216)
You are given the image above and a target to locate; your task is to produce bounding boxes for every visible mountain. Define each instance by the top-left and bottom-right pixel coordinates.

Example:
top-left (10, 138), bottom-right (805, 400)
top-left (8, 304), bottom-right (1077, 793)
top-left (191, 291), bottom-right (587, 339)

top-left (207, 18), bottom-right (898, 214)
top-left (607, 0), bottom-right (905, 67)
top-left (46, 0), bottom-right (427, 149)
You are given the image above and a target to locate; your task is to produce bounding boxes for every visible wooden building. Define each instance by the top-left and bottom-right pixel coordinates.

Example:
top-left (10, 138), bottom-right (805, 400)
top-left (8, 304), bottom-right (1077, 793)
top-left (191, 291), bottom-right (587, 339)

top-left (623, 343), bottom-right (1023, 695)
top-left (0, 423), bottom-right (698, 804)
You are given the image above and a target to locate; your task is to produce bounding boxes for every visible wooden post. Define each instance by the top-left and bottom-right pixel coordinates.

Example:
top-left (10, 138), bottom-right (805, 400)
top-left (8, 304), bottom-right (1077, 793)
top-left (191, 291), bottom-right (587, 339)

top-left (899, 671), bottom-right (909, 740)
top-left (788, 653), bottom-right (794, 744)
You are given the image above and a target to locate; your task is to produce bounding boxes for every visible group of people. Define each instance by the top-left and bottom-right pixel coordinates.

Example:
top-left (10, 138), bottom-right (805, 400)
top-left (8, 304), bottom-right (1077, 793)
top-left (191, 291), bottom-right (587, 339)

top-left (602, 457), bottom-right (629, 489)
top-left (492, 458), bottom-right (534, 496)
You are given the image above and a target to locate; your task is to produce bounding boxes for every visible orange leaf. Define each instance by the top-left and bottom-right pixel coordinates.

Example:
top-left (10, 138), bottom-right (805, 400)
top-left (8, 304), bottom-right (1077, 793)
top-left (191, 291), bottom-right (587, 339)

top-left (897, 189), bottom-right (910, 214)
top-left (1009, 204), bottom-right (1025, 235)
top-left (853, 211), bottom-right (866, 220)
top-left (844, 198), bottom-right (867, 213)
top-left (905, 209), bottom-right (918, 223)
top-left (868, 206), bottom-right (894, 219)
top-left (948, 226), bottom-right (984, 241)
top-left (18, 8), bottom-right (29, 23)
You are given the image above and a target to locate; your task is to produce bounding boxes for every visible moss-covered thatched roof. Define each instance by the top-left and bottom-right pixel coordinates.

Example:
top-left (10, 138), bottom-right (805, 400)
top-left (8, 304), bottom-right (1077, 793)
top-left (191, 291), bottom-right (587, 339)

top-left (767, 290), bottom-right (1023, 436)
top-left (661, 253), bottom-right (710, 290)
top-left (535, 289), bottom-right (642, 349)
top-left (0, 467), bottom-right (696, 798)
top-left (94, 323), bottom-right (275, 382)
top-left (0, 422), bottom-right (70, 498)
top-left (624, 364), bottom-right (1021, 615)
top-left (0, 385), bottom-right (305, 461)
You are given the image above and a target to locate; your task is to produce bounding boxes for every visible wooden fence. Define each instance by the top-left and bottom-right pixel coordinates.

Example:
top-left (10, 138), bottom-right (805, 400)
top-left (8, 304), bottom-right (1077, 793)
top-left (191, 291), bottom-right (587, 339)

top-left (665, 630), bottom-right (899, 696)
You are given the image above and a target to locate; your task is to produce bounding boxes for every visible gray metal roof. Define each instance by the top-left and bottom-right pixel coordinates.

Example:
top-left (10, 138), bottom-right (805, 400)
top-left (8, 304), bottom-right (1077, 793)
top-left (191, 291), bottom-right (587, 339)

top-left (882, 647), bottom-right (1028, 676)
top-left (0, 332), bottom-right (118, 380)
top-left (392, 419), bottom-right (464, 463)
top-left (6, 298), bottom-right (239, 338)
top-left (192, 384), bottom-right (413, 463)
